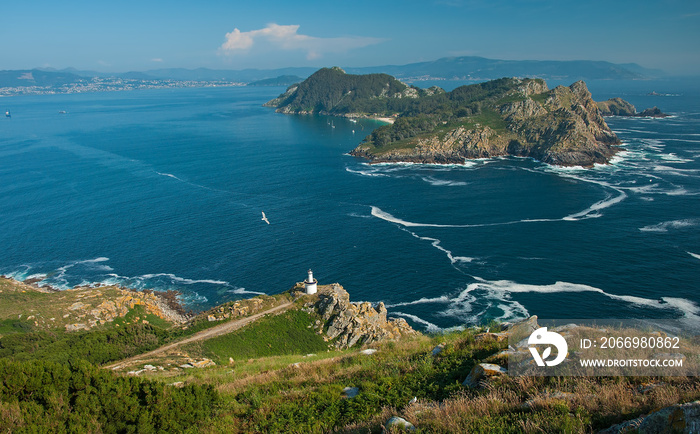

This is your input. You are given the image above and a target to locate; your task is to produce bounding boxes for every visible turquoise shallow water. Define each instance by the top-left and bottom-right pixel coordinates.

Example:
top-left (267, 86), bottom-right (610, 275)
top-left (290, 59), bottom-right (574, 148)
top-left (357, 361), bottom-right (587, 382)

top-left (0, 80), bottom-right (698, 331)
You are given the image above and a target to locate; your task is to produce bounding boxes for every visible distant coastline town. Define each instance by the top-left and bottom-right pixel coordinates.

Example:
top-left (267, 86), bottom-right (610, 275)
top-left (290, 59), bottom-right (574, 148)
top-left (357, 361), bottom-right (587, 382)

top-left (0, 76), bottom-right (246, 97)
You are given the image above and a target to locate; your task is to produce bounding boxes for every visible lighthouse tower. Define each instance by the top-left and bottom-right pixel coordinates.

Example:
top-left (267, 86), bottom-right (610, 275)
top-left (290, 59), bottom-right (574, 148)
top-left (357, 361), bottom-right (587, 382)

top-left (305, 269), bottom-right (318, 295)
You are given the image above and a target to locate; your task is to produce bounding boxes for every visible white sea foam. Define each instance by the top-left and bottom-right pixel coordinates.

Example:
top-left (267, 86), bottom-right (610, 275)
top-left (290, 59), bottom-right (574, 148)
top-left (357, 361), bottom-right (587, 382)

top-left (371, 206), bottom-right (465, 228)
top-left (639, 219), bottom-right (699, 232)
top-left (653, 165), bottom-right (700, 177)
top-left (51, 257), bottom-right (114, 286)
top-left (390, 312), bottom-right (442, 332)
top-left (227, 287), bottom-right (266, 296)
top-left (563, 190), bottom-right (627, 221)
top-left (688, 252), bottom-right (700, 261)
top-left (385, 296), bottom-right (451, 308)
top-left (421, 176), bottom-right (469, 187)
top-left (347, 212), bottom-right (372, 219)
top-left (371, 160), bottom-right (479, 170)
top-left (660, 153), bottom-right (693, 163)
top-left (344, 167), bottom-right (390, 178)
top-left (138, 273), bottom-right (229, 286)
top-left (411, 232), bottom-right (475, 265)
top-left (157, 172), bottom-right (184, 181)
top-left (372, 205), bottom-right (519, 228)
top-left (434, 276), bottom-right (700, 325)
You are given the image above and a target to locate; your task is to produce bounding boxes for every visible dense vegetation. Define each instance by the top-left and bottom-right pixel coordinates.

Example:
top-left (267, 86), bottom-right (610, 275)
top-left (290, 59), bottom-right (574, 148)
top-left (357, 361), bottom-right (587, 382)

top-left (270, 67), bottom-right (413, 114)
top-left (0, 321), bottom-right (170, 366)
top-left (192, 327), bottom-right (700, 433)
top-left (2, 283), bottom-right (699, 433)
top-left (269, 70), bottom-right (544, 149)
top-left (0, 359), bottom-right (218, 433)
top-left (364, 78), bottom-right (536, 149)
top-left (0, 303), bottom-right (175, 366)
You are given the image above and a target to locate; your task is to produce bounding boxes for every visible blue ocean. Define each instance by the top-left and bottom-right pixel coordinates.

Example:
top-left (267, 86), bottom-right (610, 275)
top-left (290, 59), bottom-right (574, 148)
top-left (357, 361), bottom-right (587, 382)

top-left (1, 79), bottom-right (698, 331)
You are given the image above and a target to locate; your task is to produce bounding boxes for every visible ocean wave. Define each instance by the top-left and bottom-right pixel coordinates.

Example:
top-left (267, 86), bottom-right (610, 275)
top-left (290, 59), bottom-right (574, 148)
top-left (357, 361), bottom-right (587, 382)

top-left (371, 160), bottom-right (481, 170)
top-left (421, 237), bottom-right (474, 265)
top-left (156, 172), bottom-right (185, 182)
top-left (639, 219), bottom-right (700, 232)
top-left (390, 312), bottom-right (442, 333)
top-left (434, 276), bottom-right (700, 325)
top-left (226, 287), bottom-right (266, 296)
top-left (385, 295), bottom-right (451, 308)
top-left (344, 167), bottom-right (391, 178)
top-left (420, 176), bottom-right (469, 187)
top-left (563, 190), bottom-right (627, 221)
top-left (653, 165), bottom-right (700, 177)
top-left (0, 259), bottom-right (250, 306)
top-left (138, 273), bottom-right (229, 286)
top-left (370, 206), bottom-right (471, 228)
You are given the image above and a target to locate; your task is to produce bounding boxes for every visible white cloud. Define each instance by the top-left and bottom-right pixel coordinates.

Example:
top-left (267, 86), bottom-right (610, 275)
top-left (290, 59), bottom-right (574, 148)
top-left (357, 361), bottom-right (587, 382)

top-left (151, 58), bottom-right (164, 63)
top-left (219, 23), bottom-right (383, 60)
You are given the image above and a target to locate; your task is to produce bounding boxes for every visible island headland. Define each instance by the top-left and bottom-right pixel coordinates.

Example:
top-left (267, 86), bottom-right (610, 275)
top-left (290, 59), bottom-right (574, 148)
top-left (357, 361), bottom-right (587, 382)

top-left (596, 97), bottom-right (670, 117)
top-left (265, 67), bottom-right (640, 167)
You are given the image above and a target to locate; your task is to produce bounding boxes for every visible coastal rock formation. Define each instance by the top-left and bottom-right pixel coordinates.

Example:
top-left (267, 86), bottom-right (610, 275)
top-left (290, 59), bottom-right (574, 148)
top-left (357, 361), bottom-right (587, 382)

top-left (596, 97), bottom-right (637, 116)
top-left (636, 106), bottom-right (669, 118)
top-left (599, 400), bottom-right (700, 434)
top-left (352, 80), bottom-right (621, 167)
top-left (266, 68), bottom-right (627, 166)
top-left (0, 277), bottom-right (187, 331)
top-left (312, 284), bottom-right (416, 349)
top-left (597, 98), bottom-right (669, 118)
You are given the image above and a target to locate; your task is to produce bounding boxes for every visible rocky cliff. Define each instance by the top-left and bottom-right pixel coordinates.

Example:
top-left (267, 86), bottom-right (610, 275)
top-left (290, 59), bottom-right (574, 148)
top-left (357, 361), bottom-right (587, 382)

top-left (303, 284), bottom-right (417, 349)
top-left (596, 97), bottom-right (637, 116)
top-left (351, 80), bottom-right (621, 167)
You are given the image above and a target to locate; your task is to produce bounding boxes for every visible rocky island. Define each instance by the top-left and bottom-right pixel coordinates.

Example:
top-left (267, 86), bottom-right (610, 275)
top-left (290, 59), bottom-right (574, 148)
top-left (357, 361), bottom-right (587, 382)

top-left (596, 97), bottom-right (669, 117)
top-left (266, 67), bottom-right (626, 167)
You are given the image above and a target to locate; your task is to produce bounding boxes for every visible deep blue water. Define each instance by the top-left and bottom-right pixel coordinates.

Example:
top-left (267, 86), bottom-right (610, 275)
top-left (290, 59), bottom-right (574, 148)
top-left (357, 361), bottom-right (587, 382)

top-left (1, 80), bottom-right (698, 331)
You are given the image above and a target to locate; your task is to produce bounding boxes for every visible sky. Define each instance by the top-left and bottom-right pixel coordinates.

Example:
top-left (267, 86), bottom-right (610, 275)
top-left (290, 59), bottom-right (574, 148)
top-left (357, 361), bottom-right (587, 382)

top-left (2, 0), bottom-right (699, 75)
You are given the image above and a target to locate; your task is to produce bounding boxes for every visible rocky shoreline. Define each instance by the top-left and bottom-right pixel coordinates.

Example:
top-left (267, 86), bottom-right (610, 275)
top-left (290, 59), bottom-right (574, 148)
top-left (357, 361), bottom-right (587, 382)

top-left (0, 276), bottom-right (188, 330)
top-left (0, 276), bottom-right (417, 351)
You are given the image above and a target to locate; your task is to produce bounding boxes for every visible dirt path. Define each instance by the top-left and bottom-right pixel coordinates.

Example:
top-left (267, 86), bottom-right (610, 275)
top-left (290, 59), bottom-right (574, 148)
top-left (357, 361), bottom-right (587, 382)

top-left (104, 301), bottom-right (293, 370)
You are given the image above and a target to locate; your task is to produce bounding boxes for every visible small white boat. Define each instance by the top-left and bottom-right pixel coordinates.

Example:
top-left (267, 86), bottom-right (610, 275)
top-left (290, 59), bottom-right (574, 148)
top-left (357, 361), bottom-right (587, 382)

top-left (5, 110), bottom-right (10, 118)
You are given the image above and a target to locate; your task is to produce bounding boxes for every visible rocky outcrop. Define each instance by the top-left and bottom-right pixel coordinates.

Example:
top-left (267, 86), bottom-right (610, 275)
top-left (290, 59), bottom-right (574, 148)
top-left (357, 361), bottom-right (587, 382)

top-left (636, 106), bottom-right (669, 118)
top-left (597, 98), bottom-right (669, 118)
top-left (599, 400), bottom-right (700, 434)
top-left (384, 416), bottom-right (417, 431)
top-left (311, 284), bottom-right (417, 349)
top-left (462, 363), bottom-right (508, 388)
top-left (201, 297), bottom-right (266, 322)
top-left (597, 98), bottom-right (637, 116)
top-left (0, 277), bottom-right (187, 331)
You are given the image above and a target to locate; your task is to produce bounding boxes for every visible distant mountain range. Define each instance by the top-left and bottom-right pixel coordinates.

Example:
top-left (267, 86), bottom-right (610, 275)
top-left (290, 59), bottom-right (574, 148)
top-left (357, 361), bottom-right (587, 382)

top-left (1, 56), bottom-right (666, 89)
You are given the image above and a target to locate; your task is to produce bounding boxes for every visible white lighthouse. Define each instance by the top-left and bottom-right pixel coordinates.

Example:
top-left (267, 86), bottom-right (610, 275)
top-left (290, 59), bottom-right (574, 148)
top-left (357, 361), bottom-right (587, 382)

top-left (305, 269), bottom-right (318, 294)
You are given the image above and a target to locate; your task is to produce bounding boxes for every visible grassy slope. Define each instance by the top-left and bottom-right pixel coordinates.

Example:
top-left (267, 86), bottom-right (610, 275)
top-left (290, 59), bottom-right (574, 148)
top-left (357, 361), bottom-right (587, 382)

top-left (188, 309), bottom-right (329, 364)
top-left (146, 325), bottom-right (700, 433)
top-left (2, 280), bottom-right (699, 432)
top-left (0, 278), bottom-right (294, 366)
